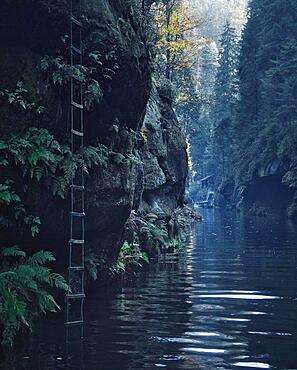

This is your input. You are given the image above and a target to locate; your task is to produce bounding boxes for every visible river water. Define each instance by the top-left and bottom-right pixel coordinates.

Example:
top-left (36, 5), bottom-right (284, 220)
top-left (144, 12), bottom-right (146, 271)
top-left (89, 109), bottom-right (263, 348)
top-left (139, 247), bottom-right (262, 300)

top-left (2, 209), bottom-right (297, 370)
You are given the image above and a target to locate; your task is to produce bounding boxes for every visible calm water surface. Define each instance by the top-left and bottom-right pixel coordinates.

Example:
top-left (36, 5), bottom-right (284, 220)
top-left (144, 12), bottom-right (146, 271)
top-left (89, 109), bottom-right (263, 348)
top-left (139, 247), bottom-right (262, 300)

top-left (2, 209), bottom-right (297, 370)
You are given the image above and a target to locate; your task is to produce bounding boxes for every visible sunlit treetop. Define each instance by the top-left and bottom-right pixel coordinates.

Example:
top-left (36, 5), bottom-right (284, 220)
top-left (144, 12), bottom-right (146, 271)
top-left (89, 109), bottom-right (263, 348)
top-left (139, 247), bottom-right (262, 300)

top-left (153, 0), bottom-right (207, 80)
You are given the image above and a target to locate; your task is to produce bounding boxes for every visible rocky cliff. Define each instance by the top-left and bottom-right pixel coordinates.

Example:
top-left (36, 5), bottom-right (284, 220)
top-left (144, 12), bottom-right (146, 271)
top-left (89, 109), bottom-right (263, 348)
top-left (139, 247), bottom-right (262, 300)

top-left (0, 0), bottom-right (188, 270)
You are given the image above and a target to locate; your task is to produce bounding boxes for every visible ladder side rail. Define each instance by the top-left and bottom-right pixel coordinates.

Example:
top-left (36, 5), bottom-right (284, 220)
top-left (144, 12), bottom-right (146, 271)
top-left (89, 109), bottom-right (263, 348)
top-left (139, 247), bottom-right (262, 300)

top-left (66, 0), bottom-right (85, 341)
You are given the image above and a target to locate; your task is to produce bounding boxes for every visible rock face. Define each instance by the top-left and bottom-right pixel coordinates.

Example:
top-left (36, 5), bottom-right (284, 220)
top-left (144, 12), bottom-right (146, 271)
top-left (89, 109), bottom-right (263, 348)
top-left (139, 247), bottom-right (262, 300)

top-left (140, 83), bottom-right (187, 213)
top-left (0, 0), bottom-right (188, 265)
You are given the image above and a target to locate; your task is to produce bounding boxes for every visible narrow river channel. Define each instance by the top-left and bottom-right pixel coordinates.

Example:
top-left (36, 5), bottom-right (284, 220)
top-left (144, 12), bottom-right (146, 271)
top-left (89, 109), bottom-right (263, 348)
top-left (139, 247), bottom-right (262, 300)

top-left (2, 209), bottom-right (297, 370)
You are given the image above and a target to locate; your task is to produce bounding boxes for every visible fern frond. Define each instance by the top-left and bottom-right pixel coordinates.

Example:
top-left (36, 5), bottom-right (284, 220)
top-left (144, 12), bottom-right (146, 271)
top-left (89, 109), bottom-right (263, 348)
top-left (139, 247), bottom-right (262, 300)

top-left (50, 272), bottom-right (69, 291)
top-left (38, 292), bottom-right (60, 313)
top-left (27, 250), bottom-right (56, 267)
top-left (2, 246), bottom-right (26, 258)
top-left (61, 158), bottom-right (76, 182)
top-left (34, 166), bottom-right (45, 182)
top-left (0, 247), bottom-right (68, 346)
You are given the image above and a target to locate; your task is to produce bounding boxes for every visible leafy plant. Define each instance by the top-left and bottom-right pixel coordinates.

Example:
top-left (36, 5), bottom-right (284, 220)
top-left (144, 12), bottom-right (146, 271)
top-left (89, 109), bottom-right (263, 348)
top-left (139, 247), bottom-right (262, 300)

top-left (125, 209), bottom-right (189, 255)
top-left (147, 222), bottom-right (169, 247)
top-left (0, 83), bottom-right (44, 114)
top-left (0, 247), bottom-right (69, 347)
top-left (0, 180), bottom-right (41, 236)
top-left (81, 145), bottom-right (108, 170)
top-left (110, 241), bottom-right (149, 276)
top-left (41, 56), bottom-right (73, 85)
top-left (0, 127), bottom-right (109, 199)
top-left (0, 181), bottom-right (21, 205)
top-left (40, 49), bottom-right (118, 111)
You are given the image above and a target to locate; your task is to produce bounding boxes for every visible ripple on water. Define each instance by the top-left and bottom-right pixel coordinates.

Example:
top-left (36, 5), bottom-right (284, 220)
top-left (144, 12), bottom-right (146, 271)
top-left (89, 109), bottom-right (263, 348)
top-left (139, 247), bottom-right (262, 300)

top-left (193, 294), bottom-right (280, 300)
top-left (233, 362), bottom-right (271, 369)
top-left (181, 347), bottom-right (227, 354)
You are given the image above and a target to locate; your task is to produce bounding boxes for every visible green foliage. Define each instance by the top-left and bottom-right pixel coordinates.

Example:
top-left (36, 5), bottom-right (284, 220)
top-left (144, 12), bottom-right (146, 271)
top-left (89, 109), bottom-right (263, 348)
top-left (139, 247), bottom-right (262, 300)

top-left (0, 130), bottom-right (75, 348)
top-left (226, 0), bottom-right (297, 207)
top-left (146, 221), bottom-right (169, 247)
top-left (201, 22), bottom-right (240, 186)
top-left (0, 180), bottom-right (41, 236)
top-left (190, 0), bottom-right (297, 211)
top-left (0, 127), bottom-right (71, 199)
top-left (110, 241), bottom-right (149, 276)
top-left (41, 55), bottom-right (103, 110)
top-left (84, 211), bottom-right (190, 278)
top-left (0, 181), bottom-right (21, 205)
top-left (81, 145), bottom-right (108, 170)
top-left (145, 210), bottom-right (187, 251)
top-left (40, 49), bottom-right (118, 111)
top-left (0, 127), bottom-right (108, 199)
top-left (0, 83), bottom-right (44, 114)
top-left (154, 0), bottom-right (203, 82)
top-left (0, 247), bottom-right (69, 347)
top-left (41, 56), bottom-right (74, 85)
top-left (125, 208), bottom-right (189, 258)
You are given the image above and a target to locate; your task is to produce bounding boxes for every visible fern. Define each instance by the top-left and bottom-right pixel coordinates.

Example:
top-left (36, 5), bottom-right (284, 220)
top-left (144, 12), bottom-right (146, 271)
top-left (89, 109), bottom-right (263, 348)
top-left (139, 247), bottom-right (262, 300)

top-left (40, 55), bottom-right (108, 111)
top-left (1, 128), bottom-right (110, 200)
top-left (125, 209), bottom-right (188, 255)
top-left (61, 158), bottom-right (77, 182)
top-left (50, 273), bottom-right (70, 291)
top-left (0, 181), bottom-right (41, 236)
top-left (34, 166), bottom-right (45, 182)
top-left (0, 247), bottom-right (69, 347)
top-left (27, 250), bottom-right (55, 266)
top-left (81, 144), bottom-right (108, 168)
top-left (149, 222), bottom-right (169, 245)
top-left (0, 181), bottom-right (21, 205)
top-left (110, 241), bottom-right (149, 276)
top-left (2, 246), bottom-right (26, 258)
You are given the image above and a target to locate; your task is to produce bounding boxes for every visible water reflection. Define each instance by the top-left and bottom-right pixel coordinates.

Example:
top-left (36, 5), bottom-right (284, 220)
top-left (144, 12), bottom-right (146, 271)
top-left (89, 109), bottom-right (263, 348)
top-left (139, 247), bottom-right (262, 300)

top-left (1, 209), bottom-right (297, 369)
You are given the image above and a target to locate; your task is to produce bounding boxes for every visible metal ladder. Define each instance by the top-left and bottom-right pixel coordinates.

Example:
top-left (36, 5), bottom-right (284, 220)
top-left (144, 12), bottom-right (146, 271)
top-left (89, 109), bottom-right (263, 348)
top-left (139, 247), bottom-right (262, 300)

top-left (66, 0), bottom-right (85, 342)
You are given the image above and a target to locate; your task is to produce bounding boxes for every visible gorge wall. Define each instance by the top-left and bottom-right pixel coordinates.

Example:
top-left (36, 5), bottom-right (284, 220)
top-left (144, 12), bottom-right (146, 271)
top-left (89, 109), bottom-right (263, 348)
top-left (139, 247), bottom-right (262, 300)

top-left (0, 0), bottom-right (188, 268)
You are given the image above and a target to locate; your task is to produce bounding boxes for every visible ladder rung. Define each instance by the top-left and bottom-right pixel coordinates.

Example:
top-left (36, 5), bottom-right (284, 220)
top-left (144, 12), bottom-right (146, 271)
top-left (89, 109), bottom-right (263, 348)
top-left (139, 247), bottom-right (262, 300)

top-left (71, 184), bottom-right (84, 191)
top-left (71, 16), bottom-right (82, 27)
top-left (70, 239), bottom-right (85, 244)
top-left (71, 129), bottom-right (84, 137)
top-left (66, 293), bottom-right (85, 299)
top-left (70, 211), bottom-right (85, 217)
top-left (71, 101), bottom-right (83, 110)
top-left (69, 266), bottom-right (84, 271)
top-left (65, 320), bottom-right (84, 326)
top-left (71, 45), bottom-right (82, 55)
